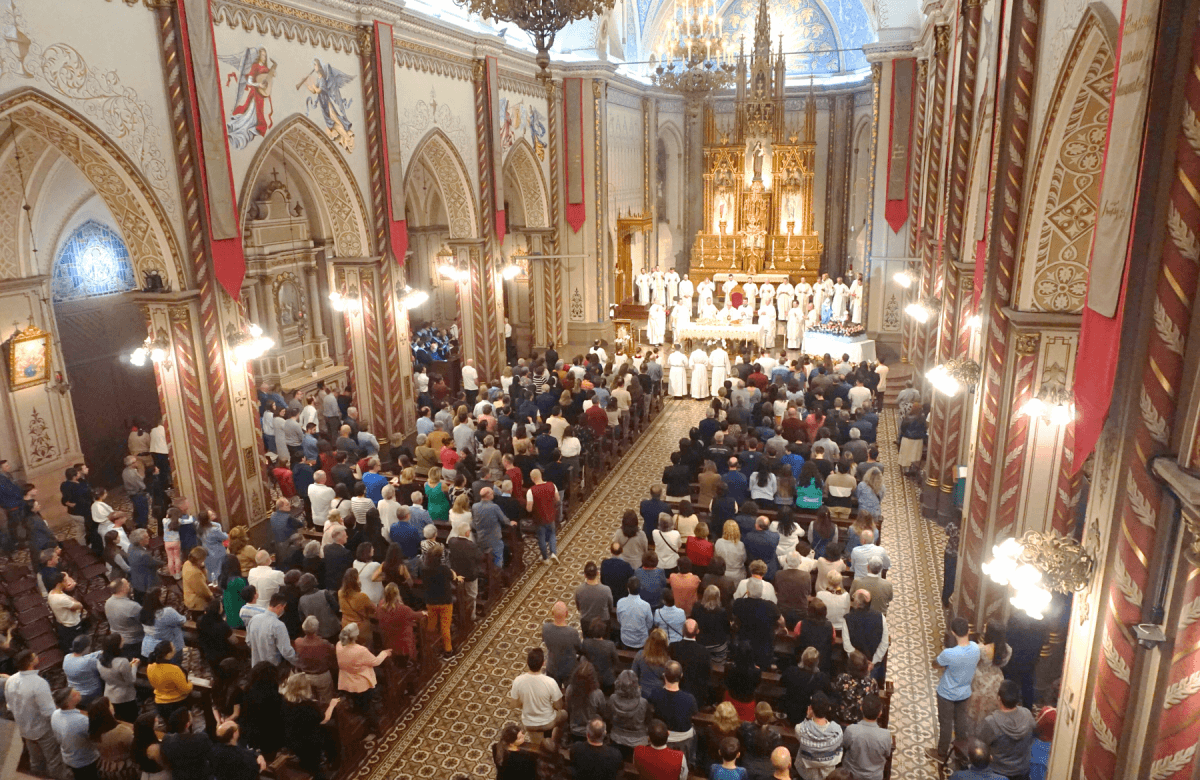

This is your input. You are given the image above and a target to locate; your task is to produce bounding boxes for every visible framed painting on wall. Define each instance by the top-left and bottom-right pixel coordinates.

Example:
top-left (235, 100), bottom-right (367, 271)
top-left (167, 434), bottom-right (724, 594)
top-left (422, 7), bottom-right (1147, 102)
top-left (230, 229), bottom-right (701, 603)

top-left (7, 325), bottom-right (51, 391)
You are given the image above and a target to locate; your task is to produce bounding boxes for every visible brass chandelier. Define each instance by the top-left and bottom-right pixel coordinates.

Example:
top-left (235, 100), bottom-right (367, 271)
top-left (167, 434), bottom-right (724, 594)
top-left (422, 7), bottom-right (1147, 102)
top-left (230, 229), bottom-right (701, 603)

top-left (651, 0), bottom-right (735, 97)
top-left (454, 0), bottom-right (616, 78)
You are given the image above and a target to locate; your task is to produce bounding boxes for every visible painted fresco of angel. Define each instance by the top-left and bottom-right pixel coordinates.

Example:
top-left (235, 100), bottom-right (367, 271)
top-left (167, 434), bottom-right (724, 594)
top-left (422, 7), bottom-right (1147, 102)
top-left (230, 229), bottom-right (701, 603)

top-left (220, 47), bottom-right (276, 149)
top-left (297, 58), bottom-right (356, 153)
top-left (528, 105), bottom-right (547, 160)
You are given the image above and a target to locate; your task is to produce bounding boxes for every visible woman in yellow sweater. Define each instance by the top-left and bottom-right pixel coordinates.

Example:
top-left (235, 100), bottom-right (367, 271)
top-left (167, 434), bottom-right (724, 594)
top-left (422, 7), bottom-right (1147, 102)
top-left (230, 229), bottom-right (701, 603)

top-left (338, 568), bottom-right (375, 647)
top-left (182, 547), bottom-right (212, 614)
top-left (146, 641), bottom-right (192, 724)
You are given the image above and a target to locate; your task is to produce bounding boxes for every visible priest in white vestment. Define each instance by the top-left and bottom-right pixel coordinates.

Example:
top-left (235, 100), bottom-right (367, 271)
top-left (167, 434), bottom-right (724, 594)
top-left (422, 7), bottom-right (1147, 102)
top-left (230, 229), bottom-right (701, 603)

top-left (665, 269), bottom-right (680, 302)
top-left (667, 346), bottom-right (689, 398)
top-left (795, 281), bottom-right (813, 318)
top-left (776, 281), bottom-right (794, 322)
top-left (812, 274), bottom-right (828, 317)
top-left (689, 347), bottom-right (710, 399)
top-left (737, 303), bottom-right (755, 325)
top-left (647, 303), bottom-right (666, 345)
top-left (709, 342), bottom-right (731, 397)
top-left (679, 274), bottom-right (695, 314)
top-left (759, 303), bottom-right (776, 349)
top-left (651, 269), bottom-right (666, 305)
top-left (743, 280), bottom-right (758, 313)
top-left (636, 272), bottom-right (651, 305)
top-left (850, 274), bottom-right (864, 323)
top-left (786, 304), bottom-right (805, 349)
top-left (719, 300), bottom-right (738, 323)
top-left (806, 299), bottom-right (821, 327)
top-left (670, 299), bottom-right (690, 338)
top-left (699, 299), bottom-right (719, 321)
top-left (721, 274), bottom-right (738, 305)
top-left (697, 278), bottom-right (716, 310)
top-left (759, 282), bottom-right (775, 313)
top-left (832, 277), bottom-right (850, 321)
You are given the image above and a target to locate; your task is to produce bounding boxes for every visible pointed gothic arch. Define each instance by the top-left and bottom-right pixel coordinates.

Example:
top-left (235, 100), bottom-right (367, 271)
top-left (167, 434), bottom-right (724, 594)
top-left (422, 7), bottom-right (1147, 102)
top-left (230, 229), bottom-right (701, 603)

top-left (0, 89), bottom-right (185, 289)
top-left (404, 128), bottom-right (480, 239)
top-left (238, 115), bottom-right (372, 258)
top-left (503, 138), bottom-right (551, 229)
top-left (1015, 8), bottom-right (1116, 313)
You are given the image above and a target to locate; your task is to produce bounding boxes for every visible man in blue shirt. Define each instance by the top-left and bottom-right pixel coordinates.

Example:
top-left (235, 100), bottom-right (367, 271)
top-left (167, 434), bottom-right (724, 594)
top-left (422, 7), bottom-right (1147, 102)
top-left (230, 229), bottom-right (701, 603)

top-left (50, 687), bottom-right (99, 777)
top-left (269, 498), bottom-right (302, 557)
top-left (616, 577), bottom-right (654, 649)
top-left (301, 424), bottom-right (320, 461)
top-left (470, 488), bottom-right (514, 567)
top-left (360, 458), bottom-right (389, 503)
top-left (722, 461), bottom-right (751, 504)
top-left (928, 616), bottom-right (980, 765)
top-left (408, 493), bottom-right (433, 530)
top-left (390, 506), bottom-right (424, 561)
top-left (640, 486), bottom-right (672, 541)
top-left (61, 635), bottom-right (103, 709)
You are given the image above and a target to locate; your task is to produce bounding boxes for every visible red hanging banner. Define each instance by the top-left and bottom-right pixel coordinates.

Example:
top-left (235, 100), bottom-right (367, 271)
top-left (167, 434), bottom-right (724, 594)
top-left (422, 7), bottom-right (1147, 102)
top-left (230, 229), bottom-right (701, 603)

top-left (884, 58), bottom-right (916, 233)
top-left (373, 21), bottom-right (409, 264)
top-left (563, 78), bottom-right (586, 233)
top-left (485, 56), bottom-right (506, 242)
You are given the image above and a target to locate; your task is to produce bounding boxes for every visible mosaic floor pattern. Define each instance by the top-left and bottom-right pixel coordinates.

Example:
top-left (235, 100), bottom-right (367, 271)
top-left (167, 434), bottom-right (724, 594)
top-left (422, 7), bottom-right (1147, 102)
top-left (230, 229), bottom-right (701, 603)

top-left (351, 402), bottom-right (947, 779)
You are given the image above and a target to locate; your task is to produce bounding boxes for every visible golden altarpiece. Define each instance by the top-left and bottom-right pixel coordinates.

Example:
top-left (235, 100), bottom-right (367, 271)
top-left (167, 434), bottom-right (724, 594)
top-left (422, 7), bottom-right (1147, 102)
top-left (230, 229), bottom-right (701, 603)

top-left (690, 4), bottom-right (822, 284)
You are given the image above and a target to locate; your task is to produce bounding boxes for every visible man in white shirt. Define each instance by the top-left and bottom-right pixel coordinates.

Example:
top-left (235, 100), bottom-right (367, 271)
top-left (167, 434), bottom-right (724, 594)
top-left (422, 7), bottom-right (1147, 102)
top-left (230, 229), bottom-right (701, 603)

top-left (462, 359), bottom-right (480, 404)
top-left (308, 470), bottom-right (335, 527)
top-left (149, 422), bottom-right (170, 490)
top-left (848, 378), bottom-right (873, 413)
top-left (6, 650), bottom-right (70, 780)
top-left (248, 550), bottom-right (285, 606)
top-left (509, 647), bottom-right (563, 741)
top-left (849, 529), bottom-right (891, 578)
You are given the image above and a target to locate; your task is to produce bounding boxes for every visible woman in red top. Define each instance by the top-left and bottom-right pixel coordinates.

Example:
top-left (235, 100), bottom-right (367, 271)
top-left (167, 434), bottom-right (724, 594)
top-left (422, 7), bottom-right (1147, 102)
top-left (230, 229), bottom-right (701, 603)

top-left (526, 469), bottom-right (560, 564)
top-left (802, 402), bottom-right (827, 443)
top-left (687, 521), bottom-right (715, 568)
top-left (375, 583), bottom-right (422, 662)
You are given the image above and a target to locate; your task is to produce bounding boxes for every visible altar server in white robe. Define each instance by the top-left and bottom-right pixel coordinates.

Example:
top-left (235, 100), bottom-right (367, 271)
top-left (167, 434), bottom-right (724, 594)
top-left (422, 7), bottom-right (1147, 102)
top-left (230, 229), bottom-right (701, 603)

top-left (679, 274), bottom-right (695, 314)
top-left (667, 345), bottom-right (690, 398)
top-left (699, 298), bottom-right (720, 321)
top-left (709, 341), bottom-right (731, 396)
top-left (786, 303), bottom-right (805, 349)
top-left (651, 268), bottom-right (667, 306)
top-left (665, 269), bottom-right (680, 302)
top-left (832, 277), bottom-right (850, 321)
top-left (759, 281), bottom-right (775, 314)
top-left (806, 298), bottom-right (821, 327)
top-left (689, 346), bottom-right (711, 400)
top-left (721, 274), bottom-right (738, 306)
top-left (670, 298), bottom-right (691, 338)
top-left (849, 273), bottom-right (864, 324)
top-left (738, 302), bottom-right (755, 325)
top-left (719, 300), bottom-right (739, 323)
top-left (697, 278), bottom-right (716, 310)
top-left (743, 280), bottom-right (759, 313)
top-left (812, 274), bottom-right (828, 317)
top-left (636, 271), bottom-right (651, 305)
top-left (776, 280), bottom-right (795, 322)
top-left (647, 302), bottom-right (667, 345)
top-left (795, 280), bottom-right (813, 318)
top-left (759, 302), bottom-right (777, 349)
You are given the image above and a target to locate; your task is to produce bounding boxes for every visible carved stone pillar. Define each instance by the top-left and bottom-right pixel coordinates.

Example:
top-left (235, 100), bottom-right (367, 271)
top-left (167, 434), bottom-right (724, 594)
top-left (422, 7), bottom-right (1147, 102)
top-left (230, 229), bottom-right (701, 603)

top-left (328, 260), bottom-right (381, 429)
top-left (900, 58), bottom-right (929, 364)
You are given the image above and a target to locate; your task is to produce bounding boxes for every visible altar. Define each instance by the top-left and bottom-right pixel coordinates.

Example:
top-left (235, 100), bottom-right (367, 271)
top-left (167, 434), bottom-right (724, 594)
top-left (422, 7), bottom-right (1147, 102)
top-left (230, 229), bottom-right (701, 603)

top-left (802, 331), bottom-right (876, 363)
top-left (676, 322), bottom-right (762, 347)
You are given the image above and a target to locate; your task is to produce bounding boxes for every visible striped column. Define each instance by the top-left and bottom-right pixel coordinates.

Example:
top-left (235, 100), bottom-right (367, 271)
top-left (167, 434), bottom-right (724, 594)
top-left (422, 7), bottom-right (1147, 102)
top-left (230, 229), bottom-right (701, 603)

top-left (1080, 27), bottom-right (1200, 779)
top-left (954, 0), bottom-right (1042, 623)
top-left (469, 60), bottom-right (506, 380)
top-left (901, 58), bottom-right (930, 364)
top-left (914, 26), bottom-right (951, 377)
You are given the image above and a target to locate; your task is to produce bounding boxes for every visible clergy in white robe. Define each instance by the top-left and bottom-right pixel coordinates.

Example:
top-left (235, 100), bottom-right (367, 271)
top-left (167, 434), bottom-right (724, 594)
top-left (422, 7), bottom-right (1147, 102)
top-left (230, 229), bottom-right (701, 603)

top-left (697, 279), bottom-right (716, 310)
top-left (651, 270), bottom-right (667, 305)
top-left (636, 272), bottom-right (651, 304)
top-left (670, 300), bottom-right (690, 336)
top-left (665, 270), bottom-right (680, 302)
top-left (806, 300), bottom-right (821, 326)
top-left (699, 300), bottom-right (719, 321)
top-left (647, 303), bottom-right (667, 345)
top-left (849, 275), bottom-right (864, 323)
top-left (709, 345), bottom-right (731, 396)
top-left (737, 304), bottom-right (755, 324)
top-left (719, 302), bottom-right (738, 323)
top-left (759, 304), bottom-right (777, 349)
top-left (679, 275), bottom-right (695, 313)
top-left (776, 281), bottom-right (795, 322)
top-left (743, 281), bottom-right (759, 313)
top-left (667, 347), bottom-right (689, 398)
top-left (689, 348), bottom-right (710, 399)
top-left (721, 275), bottom-right (738, 305)
top-left (812, 275), bottom-right (828, 317)
top-left (832, 278), bottom-right (850, 321)
top-left (795, 281), bottom-right (813, 316)
top-left (786, 304), bottom-right (805, 349)
top-left (759, 282), bottom-right (775, 312)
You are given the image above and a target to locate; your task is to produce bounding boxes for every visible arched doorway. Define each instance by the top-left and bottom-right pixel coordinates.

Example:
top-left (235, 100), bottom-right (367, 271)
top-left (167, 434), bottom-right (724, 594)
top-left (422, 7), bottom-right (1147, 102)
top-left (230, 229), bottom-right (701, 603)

top-left (501, 139), bottom-right (552, 352)
top-left (0, 91), bottom-right (184, 502)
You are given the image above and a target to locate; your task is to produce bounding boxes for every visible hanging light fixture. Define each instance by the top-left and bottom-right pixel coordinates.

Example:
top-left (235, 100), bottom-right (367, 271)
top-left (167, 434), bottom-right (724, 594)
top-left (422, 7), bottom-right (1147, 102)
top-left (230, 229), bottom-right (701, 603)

top-left (904, 296), bottom-right (939, 323)
top-left (501, 263), bottom-right (523, 281)
top-left (452, 0), bottom-right (616, 80)
top-left (983, 531), bottom-right (1095, 619)
top-left (652, 0), bottom-right (735, 98)
top-left (894, 269), bottom-right (914, 288)
top-left (926, 357), bottom-right (982, 397)
top-left (436, 244), bottom-right (469, 283)
top-left (129, 329), bottom-right (173, 370)
top-left (1020, 381), bottom-right (1076, 426)
top-left (329, 286), bottom-right (362, 313)
top-left (966, 314), bottom-right (982, 330)
top-left (397, 284), bottom-right (429, 310)
top-left (225, 322), bottom-right (275, 362)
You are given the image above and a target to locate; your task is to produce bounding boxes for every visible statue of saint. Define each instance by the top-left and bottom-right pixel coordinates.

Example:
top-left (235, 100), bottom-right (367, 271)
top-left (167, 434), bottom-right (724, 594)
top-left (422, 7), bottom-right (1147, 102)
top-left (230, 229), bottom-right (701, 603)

top-left (752, 142), bottom-right (764, 182)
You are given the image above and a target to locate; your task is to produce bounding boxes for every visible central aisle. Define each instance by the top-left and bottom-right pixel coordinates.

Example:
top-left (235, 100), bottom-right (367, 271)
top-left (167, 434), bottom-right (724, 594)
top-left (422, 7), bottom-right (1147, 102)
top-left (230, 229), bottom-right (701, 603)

top-left (354, 403), bottom-right (946, 780)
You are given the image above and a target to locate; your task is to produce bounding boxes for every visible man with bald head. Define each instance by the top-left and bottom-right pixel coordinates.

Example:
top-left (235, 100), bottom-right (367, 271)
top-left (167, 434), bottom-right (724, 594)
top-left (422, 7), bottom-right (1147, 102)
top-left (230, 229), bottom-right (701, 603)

top-left (471, 486), bottom-right (513, 568)
top-left (542, 601), bottom-right (581, 685)
top-left (770, 746), bottom-right (792, 780)
top-left (669, 619), bottom-right (711, 706)
top-left (208, 720), bottom-right (267, 780)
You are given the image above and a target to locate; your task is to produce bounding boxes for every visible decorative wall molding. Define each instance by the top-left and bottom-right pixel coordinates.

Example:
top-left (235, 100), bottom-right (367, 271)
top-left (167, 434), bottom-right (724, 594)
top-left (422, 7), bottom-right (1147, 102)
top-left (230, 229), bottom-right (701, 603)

top-left (498, 71), bottom-right (545, 100)
top-left (394, 41), bottom-right (474, 80)
top-left (210, 0), bottom-right (362, 53)
top-left (608, 87), bottom-right (643, 110)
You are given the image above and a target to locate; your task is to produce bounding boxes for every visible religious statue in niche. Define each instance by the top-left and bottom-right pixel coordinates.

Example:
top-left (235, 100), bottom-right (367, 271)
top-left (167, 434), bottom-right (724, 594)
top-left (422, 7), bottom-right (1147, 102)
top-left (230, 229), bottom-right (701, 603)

top-left (273, 274), bottom-right (307, 345)
top-left (296, 59), bottom-right (356, 153)
top-left (714, 192), bottom-right (733, 232)
top-left (655, 138), bottom-right (668, 220)
top-left (751, 141), bottom-right (764, 182)
top-left (220, 47), bottom-right (277, 149)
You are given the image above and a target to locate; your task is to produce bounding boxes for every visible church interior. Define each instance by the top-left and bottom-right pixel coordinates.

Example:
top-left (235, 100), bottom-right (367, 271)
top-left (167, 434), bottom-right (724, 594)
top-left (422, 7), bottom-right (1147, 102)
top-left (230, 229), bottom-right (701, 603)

top-left (1, 0), bottom-right (1199, 778)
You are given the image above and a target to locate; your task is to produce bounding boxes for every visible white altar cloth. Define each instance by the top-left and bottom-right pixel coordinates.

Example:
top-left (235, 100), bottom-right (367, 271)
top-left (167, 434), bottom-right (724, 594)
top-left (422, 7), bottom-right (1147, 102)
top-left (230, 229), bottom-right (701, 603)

top-left (802, 332), bottom-right (877, 362)
top-left (676, 323), bottom-right (762, 346)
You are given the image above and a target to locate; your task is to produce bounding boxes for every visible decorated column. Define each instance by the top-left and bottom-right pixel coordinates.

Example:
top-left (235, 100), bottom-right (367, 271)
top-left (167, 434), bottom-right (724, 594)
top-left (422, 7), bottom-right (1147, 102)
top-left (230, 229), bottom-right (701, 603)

top-left (328, 259), bottom-right (379, 428)
top-left (900, 58), bottom-right (929, 364)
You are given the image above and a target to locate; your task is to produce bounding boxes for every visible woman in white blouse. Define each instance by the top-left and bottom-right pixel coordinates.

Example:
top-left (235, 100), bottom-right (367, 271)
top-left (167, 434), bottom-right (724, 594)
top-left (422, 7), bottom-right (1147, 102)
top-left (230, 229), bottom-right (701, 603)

top-left (652, 514), bottom-right (682, 574)
top-left (714, 520), bottom-right (747, 582)
top-left (377, 485), bottom-right (401, 538)
top-left (816, 569), bottom-right (850, 631)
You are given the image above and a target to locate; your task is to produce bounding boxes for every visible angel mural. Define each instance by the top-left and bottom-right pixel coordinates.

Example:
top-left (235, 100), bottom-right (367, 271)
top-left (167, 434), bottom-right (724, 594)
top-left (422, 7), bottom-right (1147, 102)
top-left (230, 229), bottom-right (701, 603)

top-left (528, 105), bottom-right (547, 160)
top-left (297, 59), bottom-right (356, 152)
top-left (220, 47), bottom-right (277, 150)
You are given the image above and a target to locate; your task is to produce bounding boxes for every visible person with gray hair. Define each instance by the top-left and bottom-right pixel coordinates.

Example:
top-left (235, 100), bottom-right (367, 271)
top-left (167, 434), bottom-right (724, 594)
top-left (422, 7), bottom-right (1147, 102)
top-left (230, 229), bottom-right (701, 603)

top-left (297, 572), bottom-right (341, 641)
top-left (471, 486), bottom-right (514, 568)
top-left (248, 549), bottom-right (285, 606)
top-left (849, 528), bottom-right (890, 579)
top-left (446, 519), bottom-right (481, 621)
top-left (775, 550), bottom-right (813, 628)
top-left (850, 556), bottom-right (893, 615)
top-left (335, 621), bottom-right (391, 736)
top-left (731, 576), bottom-right (783, 668)
top-left (127, 527), bottom-right (159, 601)
top-left (843, 589), bottom-right (889, 681)
top-left (293, 614), bottom-right (337, 703)
top-left (843, 426), bottom-right (868, 462)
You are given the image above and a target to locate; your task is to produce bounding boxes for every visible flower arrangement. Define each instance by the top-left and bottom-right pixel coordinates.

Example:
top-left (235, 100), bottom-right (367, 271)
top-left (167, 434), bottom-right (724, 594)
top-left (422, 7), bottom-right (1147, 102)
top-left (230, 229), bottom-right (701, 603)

top-left (810, 321), bottom-right (865, 337)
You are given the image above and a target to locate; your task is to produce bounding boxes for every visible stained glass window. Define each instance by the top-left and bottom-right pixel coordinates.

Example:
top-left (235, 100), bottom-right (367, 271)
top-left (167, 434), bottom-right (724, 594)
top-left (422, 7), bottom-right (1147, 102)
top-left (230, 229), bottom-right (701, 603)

top-left (51, 220), bottom-right (137, 303)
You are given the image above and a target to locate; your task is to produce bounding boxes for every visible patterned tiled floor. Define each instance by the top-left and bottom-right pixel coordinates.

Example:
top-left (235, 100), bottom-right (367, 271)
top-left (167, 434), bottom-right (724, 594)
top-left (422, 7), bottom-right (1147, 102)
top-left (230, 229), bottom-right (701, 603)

top-left (352, 402), bottom-right (946, 779)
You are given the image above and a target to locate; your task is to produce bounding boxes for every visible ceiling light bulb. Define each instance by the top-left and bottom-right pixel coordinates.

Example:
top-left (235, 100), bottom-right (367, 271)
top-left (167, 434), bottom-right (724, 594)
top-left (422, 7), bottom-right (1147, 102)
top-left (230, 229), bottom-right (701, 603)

top-left (967, 314), bottom-right (982, 329)
top-left (1049, 403), bottom-right (1074, 426)
top-left (894, 270), bottom-right (913, 288)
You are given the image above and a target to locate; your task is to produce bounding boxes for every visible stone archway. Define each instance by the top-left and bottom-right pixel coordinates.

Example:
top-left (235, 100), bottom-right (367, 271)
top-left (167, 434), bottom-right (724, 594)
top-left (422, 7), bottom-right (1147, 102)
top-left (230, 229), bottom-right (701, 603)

top-left (1016, 10), bottom-right (1115, 314)
top-left (503, 138), bottom-right (551, 229)
top-left (405, 128), bottom-right (481, 239)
